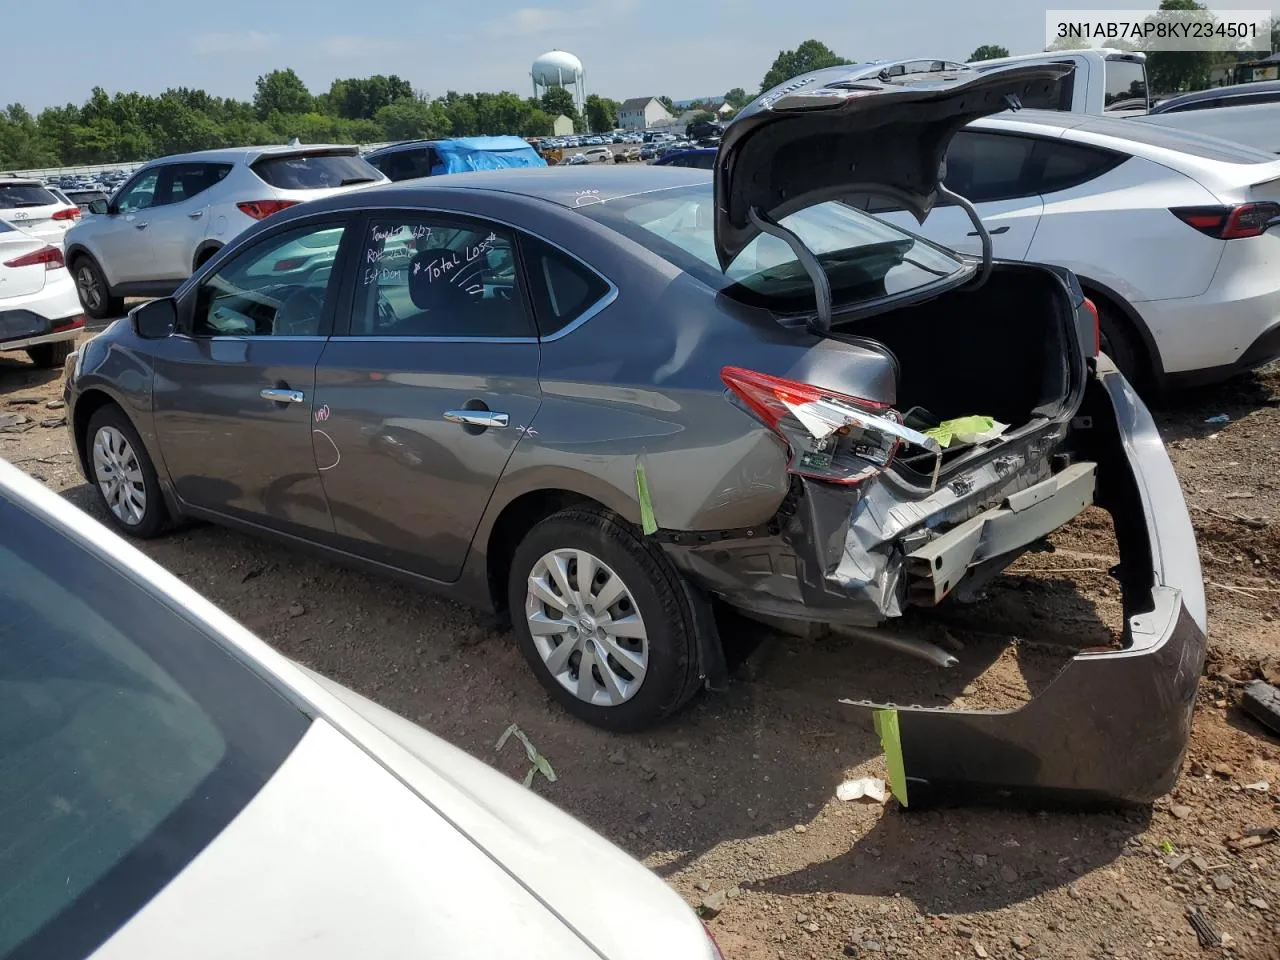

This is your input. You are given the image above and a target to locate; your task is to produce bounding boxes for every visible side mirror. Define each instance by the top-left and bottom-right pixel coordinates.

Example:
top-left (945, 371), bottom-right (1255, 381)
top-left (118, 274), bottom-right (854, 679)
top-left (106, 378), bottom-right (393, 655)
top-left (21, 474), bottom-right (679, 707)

top-left (131, 298), bottom-right (177, 340)
top-left (88, 199), bottom-right (110, 215)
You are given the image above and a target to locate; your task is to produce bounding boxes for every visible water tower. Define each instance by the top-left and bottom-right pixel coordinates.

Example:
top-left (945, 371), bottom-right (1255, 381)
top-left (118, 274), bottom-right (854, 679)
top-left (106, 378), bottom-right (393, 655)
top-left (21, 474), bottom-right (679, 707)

top-left (532, 50), bottom-right (586, 124)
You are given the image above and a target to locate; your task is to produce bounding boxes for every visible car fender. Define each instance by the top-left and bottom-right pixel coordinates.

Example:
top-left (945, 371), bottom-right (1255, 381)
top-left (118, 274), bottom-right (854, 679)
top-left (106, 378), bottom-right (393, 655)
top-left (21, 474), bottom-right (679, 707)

top-left (63, 239), bottom-right (116, 289)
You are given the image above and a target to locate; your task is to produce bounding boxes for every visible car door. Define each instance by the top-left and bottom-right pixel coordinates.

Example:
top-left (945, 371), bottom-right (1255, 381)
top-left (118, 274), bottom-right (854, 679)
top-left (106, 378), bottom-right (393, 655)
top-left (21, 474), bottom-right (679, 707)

top-left (876, 130), bottom-right (1045, 260)
top-left (92, 168), bottom-right (162, 285)
top-left (148, 215), bottom-right (356, 537)
top-left (311, 211), bottom-right (542, 582)
top-left (147, 162), bottom-right (232, 281)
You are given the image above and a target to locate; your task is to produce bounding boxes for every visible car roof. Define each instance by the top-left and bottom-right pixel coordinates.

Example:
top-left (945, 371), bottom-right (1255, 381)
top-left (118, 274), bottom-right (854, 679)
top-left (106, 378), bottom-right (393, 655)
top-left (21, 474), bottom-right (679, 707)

top-left (137, 144), bottom-right (363, 166)
top-left (365, 139), bottom-right (443, 158)
top-left (1151, 78), bottom-right (1280, 112)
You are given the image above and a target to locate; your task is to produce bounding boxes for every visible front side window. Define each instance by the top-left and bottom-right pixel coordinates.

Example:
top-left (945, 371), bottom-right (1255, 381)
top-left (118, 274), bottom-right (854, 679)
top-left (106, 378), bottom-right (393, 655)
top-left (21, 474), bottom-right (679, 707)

top-left (191, 221), bottom-right (346, 337)
top-left (349, 215), bottom-right (531, 339)
top-left (114, 171), bottom-right (159, 214)
top-left (1104, 58), bottom-right (1149, 110)
top-left (944, 131), bottom-right (1038, 203)
top-left (578, 183), bottom-right (964, 315)
top-left (0, 491), bottom-right (308, 960)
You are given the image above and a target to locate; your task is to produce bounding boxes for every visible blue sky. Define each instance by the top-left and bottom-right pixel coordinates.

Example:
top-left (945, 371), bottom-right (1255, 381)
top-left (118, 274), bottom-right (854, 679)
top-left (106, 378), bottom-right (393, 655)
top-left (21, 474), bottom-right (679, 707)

top-left (10, 0), bottom-right (1151, 111)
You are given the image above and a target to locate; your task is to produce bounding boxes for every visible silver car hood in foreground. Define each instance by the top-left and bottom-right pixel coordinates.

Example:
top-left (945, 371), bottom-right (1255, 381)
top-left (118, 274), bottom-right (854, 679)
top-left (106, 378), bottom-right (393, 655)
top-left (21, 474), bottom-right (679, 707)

top-left (714, 62), bottom-right (1073, 267)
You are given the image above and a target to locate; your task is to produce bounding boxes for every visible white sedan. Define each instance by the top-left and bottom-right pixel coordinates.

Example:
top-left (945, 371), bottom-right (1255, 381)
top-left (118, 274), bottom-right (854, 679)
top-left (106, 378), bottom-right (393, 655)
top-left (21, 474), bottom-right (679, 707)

top-left (875, 110), bottom-right (1280, 389)
top-left (0, 459), bottom-right (721, 960)
top-left (0, 219), bottom-right (84, 367)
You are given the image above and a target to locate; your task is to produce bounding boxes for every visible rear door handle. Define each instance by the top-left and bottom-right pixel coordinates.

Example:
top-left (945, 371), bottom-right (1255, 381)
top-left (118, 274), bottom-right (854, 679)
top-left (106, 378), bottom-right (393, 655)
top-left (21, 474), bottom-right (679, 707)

top-left (444, 410), bottom-right (509, 428)
top-left (134, 221), bottom-right (149, 230)
top-left (188, 210), bottom-right (204, 219)
top-left (967, 225), bottom-right (1010, 236)
top-left (261, 388), bottom-right (305, 404)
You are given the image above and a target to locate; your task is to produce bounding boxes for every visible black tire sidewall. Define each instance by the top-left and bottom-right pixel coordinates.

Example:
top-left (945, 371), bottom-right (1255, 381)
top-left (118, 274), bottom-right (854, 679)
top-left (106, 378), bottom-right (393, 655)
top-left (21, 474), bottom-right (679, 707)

top-left (74, 256), bottom-right (121, 321)
top-left (507, 509), bottom-right (698, 732)
top-left (1098, 309), bottom-right (1142, 389)
top-left (86, 405), bottom-right (169, 539)
top-left (26, 340), bottom-right (73, 368)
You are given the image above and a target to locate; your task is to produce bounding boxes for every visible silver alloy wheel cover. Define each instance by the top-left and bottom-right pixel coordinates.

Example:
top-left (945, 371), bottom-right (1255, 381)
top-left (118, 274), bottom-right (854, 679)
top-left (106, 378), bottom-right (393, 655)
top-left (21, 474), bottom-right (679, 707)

top-left (525, 548), bottom-right (649, 707)
top-left (76, 264), bottom-right (101, 310)
top-left (92, 425), bottom-right (147, 526)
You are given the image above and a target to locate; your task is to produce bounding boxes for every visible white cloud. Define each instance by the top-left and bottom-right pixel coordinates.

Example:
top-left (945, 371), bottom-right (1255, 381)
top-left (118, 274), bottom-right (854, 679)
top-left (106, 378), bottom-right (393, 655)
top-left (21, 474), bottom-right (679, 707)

top-left (191, 31), bottom-right (278, 55)
top-left (482, 7), bottom-right (567, 39)
top-left (319, 35), bottom-right (405, 58)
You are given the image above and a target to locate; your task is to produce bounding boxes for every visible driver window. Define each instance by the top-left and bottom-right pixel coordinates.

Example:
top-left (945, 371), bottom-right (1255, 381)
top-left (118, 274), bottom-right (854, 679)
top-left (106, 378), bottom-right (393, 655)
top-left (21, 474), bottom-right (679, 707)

top-left (191, 222), bottom-right (346, 337)
top-left (115, 171), bottom-right (160, 214)
top-left (349, 215), bottom-right (531, 338)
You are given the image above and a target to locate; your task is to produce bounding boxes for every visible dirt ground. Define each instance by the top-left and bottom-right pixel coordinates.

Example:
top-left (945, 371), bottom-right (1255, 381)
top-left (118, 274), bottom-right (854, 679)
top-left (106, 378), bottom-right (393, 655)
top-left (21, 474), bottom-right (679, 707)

top-left (3, 336), bottom-right (1278, 960)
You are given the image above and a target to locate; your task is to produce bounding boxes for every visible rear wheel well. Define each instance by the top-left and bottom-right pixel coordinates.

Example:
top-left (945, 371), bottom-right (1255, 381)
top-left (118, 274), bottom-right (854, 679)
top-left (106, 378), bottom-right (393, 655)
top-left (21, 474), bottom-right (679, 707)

top-left (486, 490), bottom-right (597, 619)
top-left (193, 244), bottom-right (221, 271)
top-left (1076, 280), bottom-right (1158, 389)
top-left (72, 389), bottom-right (117, 477)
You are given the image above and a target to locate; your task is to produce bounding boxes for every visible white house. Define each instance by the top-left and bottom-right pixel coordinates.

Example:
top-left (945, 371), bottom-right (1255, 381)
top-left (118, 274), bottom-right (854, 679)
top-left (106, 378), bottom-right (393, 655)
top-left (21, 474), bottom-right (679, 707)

top-left (551, 114), bottom-right (575, 136)
top-left (617, 97), bottom-right (674, 131)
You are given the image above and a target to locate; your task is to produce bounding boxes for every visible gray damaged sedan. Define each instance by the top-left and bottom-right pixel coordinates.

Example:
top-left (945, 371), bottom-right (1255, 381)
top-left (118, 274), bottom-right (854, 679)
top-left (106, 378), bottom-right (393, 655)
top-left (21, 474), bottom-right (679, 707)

top-left (64, 63), bottom-right (1207, 804)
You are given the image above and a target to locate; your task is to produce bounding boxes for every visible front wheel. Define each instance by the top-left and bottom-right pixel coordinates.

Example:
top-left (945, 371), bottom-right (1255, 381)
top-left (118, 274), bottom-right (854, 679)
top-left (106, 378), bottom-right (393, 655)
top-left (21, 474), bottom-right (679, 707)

top-left (87, 405), bottom-right (171, 538)
top-left (508, 507), bottom-right (702, 731)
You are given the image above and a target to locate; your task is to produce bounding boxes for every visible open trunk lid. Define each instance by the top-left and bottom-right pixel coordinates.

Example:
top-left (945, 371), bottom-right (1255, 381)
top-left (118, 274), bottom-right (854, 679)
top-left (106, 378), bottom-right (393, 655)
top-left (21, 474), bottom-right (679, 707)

top-left (713, 62), bottom-right (1074, 269)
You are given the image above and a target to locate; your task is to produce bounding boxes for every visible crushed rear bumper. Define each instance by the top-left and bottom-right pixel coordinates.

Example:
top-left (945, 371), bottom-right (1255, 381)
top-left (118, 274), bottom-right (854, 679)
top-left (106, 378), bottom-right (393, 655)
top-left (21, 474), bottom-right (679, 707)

top-left (844, 364), bottom-right (1206, 806)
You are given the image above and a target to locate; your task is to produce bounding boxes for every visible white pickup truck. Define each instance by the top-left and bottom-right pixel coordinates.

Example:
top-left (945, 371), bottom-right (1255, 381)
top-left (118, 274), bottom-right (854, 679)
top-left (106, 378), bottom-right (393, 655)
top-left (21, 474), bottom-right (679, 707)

top-left (970, 48), bottom-right (1280, 154)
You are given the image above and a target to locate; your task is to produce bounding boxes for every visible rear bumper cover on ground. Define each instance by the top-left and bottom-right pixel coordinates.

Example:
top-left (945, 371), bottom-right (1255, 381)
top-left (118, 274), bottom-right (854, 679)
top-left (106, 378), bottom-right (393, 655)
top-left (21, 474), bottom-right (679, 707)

top-left (844, 365), bottom-right (1207, 806)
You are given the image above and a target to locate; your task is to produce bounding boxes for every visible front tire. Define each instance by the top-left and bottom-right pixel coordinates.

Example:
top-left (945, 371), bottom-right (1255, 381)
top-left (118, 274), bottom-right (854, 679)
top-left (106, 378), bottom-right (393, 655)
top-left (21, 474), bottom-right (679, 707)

top-left (73, 255), bottom-right (124, 321)
top-left (87, 405), bottom-right (171, 538)
top-left (508, 507), bottom-right (702, 731)
top-left (26, 340), bottom-right (74, 369)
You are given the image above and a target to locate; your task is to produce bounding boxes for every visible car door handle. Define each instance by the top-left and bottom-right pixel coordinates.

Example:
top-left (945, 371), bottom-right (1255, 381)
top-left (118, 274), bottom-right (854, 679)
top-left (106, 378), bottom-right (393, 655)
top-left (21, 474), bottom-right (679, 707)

top-left (261, 388), bottom-right (305, 404)
top-left (134, 221), bottom-right (150, 230)
top-left (188, 210), bottom-right (204, 219)
top-left (444, 410), bottom-right (509, 428)
top-left (967, 225), bottom-right (1010, 236)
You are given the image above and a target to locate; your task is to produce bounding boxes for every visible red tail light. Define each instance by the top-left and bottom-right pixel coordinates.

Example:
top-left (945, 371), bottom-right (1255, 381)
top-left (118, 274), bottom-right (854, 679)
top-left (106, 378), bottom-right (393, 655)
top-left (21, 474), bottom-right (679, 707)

top-left (4, 245), bottom-right (65, 270)
top-left (273, 256), bottom-right (308, 271)
top-left (1170, 202), bottom-right (1280, 240)
top-left (1082, 297), bottom-right (1100, 357)
top-left (236, 199), bottom-right (300, 221)
top-left (52, 207), bottom-right (80, 221)
top-left (52, 315), bottom-right (85, 333)
top-left (721, 366), bottom-right (912, 485)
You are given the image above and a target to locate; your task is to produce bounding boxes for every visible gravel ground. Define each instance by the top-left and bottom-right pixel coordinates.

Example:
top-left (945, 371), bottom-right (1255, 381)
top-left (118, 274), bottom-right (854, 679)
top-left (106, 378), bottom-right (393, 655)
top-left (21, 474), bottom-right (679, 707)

top-left (3, 337), bottom-right (1278, 960)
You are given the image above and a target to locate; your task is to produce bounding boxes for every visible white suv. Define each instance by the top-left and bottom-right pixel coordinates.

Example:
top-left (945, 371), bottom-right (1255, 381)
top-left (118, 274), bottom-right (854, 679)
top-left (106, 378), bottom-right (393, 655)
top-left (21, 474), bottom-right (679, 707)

top-left (0, 175), bottom-right (81, 246)
top-left (63, 145), bottom-right (388, 319)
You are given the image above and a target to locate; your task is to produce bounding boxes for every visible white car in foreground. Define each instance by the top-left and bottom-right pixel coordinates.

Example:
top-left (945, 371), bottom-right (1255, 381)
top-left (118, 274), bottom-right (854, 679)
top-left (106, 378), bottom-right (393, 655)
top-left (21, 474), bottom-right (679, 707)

top-left (0, 458), bottom-right (720, 960)
top-left (0, 219), bottom-right (83, 367)
top-left (63, 145), bottom-right (388, 320)
top-left (0, 175), bottom-right (80, 246)
top-left (876, 110), bottom-right (1280, 388)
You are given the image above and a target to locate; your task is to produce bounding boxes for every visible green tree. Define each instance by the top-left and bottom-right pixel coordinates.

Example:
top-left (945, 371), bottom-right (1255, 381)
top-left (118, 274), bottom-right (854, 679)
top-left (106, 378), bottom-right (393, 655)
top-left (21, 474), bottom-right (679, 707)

top-left (688, 110), bottom-right (716, 124)
top-left (539, 86), bottom-right (578, 122)
top-left (967, 44), bottom-right (1009, 62)
top-left (724, 87), bottom-right (750, 109)
top-left (760, 40), bottom-right (851, 91)
top-left (521, 110), bottom-right (555, 137)
top-left (0, 104), bottom-right (55, 168)
top-left (326, 75), bottom-right (414, 120)
top-left (1143, 0), bottom-right (1217, 93)
top-left (253, 68), bottom-right (313, 119)
top-left (375, 99), bottom-right (451, 141)
top-left (584, 93), bottom-right (619, 132)
top-left (657, 95), bottom-right (675, 112)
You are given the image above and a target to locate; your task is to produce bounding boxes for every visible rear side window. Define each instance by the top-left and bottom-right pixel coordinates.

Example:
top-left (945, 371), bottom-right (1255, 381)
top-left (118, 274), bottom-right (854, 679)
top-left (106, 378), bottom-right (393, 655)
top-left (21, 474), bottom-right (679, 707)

top-left (0, 183), bottom-right (58, 209)
top-left (1032, 140), bottom-right (1126, 195)
top-left (251, 152), bottom-right (382, 190)
top-left (0, 492), bottom-right (308, 960)
top-left (943, 131), bottom-right (1038, 202)
top-left (521, 236), bottom-right (612, 337)
top-left (1105, 58), bottom-right (1148, 111)
top-left (159, 163), bottom-right (232, 205)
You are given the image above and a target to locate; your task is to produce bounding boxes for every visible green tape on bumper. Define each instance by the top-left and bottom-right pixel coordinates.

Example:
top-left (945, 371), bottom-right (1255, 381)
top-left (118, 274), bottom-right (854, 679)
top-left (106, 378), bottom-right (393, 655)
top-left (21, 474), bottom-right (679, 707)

top-left (635, 461), bottom-right (657, 535)
top-left (874, 708), bottom-right (908, 807)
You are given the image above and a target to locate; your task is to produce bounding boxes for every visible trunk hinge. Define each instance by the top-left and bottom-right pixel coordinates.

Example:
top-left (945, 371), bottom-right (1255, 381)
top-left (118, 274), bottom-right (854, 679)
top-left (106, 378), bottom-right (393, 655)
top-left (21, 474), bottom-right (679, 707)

top-left (937, 183), bottom-right (993, 290)
top-left (748, 205), bottom-right (833, 334)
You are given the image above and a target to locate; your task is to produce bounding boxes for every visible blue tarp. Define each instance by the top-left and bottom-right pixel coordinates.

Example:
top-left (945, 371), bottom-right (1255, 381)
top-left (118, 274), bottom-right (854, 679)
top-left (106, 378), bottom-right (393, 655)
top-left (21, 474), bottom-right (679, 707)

top-left (432, 136), bottom-right (547, 175)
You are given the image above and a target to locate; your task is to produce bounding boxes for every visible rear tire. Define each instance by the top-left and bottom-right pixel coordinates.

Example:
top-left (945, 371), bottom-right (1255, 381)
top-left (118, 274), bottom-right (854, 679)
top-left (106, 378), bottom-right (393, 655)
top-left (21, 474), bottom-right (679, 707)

top-left (26, 340), bottom-right (74, 369)
top-left (1097, 305), bottom-right (1144, 389)
top-left (86, 404), bottom-right (171, 539)
top-left (72, 255), bottom-right (124, 321)
top-left (507, 506), bottom-right (702, 731)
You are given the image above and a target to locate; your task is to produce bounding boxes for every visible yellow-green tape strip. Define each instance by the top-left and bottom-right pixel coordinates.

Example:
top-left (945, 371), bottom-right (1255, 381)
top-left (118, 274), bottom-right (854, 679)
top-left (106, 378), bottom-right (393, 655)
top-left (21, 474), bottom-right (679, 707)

top-left (635, 461), bottom-right (658, 535)
top-left (874, 708), bottom-right (908, 807)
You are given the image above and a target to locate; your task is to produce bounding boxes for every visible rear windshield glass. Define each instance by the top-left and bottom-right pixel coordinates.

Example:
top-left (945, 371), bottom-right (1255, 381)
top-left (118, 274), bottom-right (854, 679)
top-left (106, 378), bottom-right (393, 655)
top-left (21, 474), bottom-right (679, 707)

top-left (0, 184), bottom-right (58, 209)
top-left (1075, 115), bottom-right (1278, 162)
top-left (577, 183), bottom-right (965, 314)
top-left (251, 151), bottom-right (382, 190)
top-left (0, 491), bottom-right (309, 960)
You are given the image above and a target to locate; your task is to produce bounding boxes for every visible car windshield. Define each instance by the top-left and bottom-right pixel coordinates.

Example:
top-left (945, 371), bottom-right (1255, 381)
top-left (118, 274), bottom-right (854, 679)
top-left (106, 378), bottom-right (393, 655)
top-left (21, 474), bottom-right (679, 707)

top-left (0, 184), bottom-right (58, 209)
top-left (578, 183), bottom-right (966, 314)
top-left (0, 486), bottom-right (309, 960)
